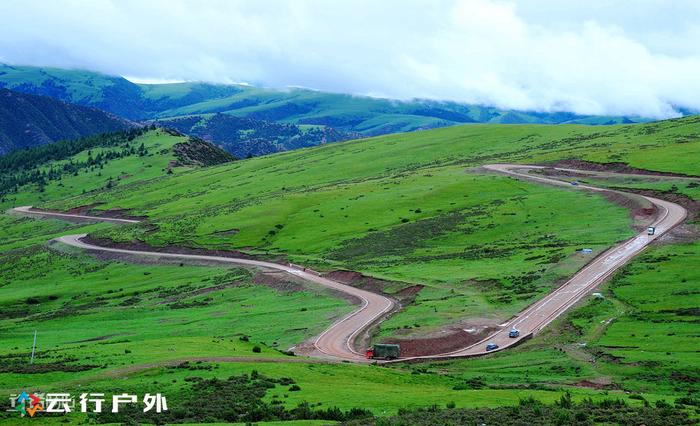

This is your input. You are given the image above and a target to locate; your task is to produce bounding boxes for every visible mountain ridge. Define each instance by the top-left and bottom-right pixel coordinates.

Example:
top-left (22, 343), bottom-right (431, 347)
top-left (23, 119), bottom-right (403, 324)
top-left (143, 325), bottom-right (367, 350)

top-left (0, 88), bottom-right (134, 155)
top-left (0, 64), bottom-right (649, 137)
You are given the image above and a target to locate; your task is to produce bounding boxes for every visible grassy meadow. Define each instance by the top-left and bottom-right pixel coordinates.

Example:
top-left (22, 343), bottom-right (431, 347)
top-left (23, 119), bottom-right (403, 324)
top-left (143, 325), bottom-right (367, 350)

top-left (40, 117), bottom-right (700, 337)
top-left (0, 118), bottom-right (698, 423)
top-left (0, 129), bottom-right (194, 211)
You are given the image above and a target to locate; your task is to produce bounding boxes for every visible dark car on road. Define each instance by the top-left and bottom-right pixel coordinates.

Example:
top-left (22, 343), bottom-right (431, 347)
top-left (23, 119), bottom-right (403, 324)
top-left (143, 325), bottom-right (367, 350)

top-left (508, 328), bottom-right (520, 338)
top-left (486, 343), bottom-right (499, 351)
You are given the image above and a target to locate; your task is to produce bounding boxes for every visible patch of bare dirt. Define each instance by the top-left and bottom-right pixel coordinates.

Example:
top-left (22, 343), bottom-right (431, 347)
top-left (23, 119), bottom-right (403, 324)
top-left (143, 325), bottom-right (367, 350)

top-left (82, 235), bottom-right (259, 261)
top-left (659, 223), bottom-right (700, 244)
top-left (383, 327), bottom-right (498, 357)
top-left (253, 270), bottom-right (362, 304)
top-left (65, 204), bottom-right (101, 214)
top-left (575, 377), bottom-right (620, 390)
top-left (95, 207), bottom-right (148, 221)
top-left (323, 270), bottom-right (423, 304)
top-left (548, 159), bottom-right (698, 178)
top-left (600, 191), bottom-right (658, 231)
top-left (32, 205), bottom-right (147, 221)
top-left (612, 187), bottom-right (700, 223)
top-left (251, 271), bottom-right (305, 293)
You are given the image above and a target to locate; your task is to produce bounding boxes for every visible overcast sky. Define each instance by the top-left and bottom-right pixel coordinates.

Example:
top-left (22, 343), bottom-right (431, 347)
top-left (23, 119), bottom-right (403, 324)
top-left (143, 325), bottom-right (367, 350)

top-left (1, 0), bottom-right (699, 118)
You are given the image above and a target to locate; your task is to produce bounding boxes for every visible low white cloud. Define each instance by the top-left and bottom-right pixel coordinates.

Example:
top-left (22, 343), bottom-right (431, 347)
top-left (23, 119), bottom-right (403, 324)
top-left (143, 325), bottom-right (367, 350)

top-left (1, 0), bottom-right (699, 118)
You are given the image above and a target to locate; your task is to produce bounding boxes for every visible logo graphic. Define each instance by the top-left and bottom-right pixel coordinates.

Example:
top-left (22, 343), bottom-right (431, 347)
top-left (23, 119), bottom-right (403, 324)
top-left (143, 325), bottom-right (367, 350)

top-left (15, 392), bottom-right (44, 417)
top-left (9, 391), bottom-right (167, 416)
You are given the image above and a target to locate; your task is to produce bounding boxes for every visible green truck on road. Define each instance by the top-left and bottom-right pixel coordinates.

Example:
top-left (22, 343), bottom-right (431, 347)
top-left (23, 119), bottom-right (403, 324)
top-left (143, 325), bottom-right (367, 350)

top-left (366, 344), bottom-right (401, 360)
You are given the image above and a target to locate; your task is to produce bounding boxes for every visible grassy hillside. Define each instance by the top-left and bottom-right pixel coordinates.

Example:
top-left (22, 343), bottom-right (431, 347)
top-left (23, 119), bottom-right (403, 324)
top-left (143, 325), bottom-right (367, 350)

top-left (0, 64), bottom-right (646, 136)
top-left (0, 88), bottom-right (132, 154)
top-left (0, 64), bottom-right (239, 119)
top-left (0, 128), bottom-right (233, 209)
top-left (153, 85), bottom-right (643, 135)
top-left (34, 117), bottom-right (698, 343)
top-left (0, 117), bottom-right (698, 423)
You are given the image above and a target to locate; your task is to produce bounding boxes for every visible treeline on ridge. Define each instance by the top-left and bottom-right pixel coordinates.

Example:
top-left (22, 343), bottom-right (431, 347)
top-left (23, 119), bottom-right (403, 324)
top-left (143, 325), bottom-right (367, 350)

top-left (0, 127), bottom-right (155, 199)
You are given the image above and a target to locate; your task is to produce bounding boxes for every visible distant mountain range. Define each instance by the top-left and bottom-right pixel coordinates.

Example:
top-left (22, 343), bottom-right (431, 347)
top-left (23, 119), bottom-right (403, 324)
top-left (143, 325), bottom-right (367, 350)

top-left (0, 88), bottom-right (133, 155)
top-left (156, 113), bottom-right (359, 158)
top-left (0, 64), bottom-right (647, 138)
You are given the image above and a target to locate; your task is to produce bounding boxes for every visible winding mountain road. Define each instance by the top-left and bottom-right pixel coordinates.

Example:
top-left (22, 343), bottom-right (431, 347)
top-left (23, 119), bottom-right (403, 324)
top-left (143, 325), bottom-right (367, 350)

top-left (10, 164), bottom-right (687, 362)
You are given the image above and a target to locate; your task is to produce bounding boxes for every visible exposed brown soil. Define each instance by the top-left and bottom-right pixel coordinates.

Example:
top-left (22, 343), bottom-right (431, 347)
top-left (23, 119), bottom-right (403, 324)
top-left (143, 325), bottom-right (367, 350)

top-left (33, 205), bottom-right (147, 221)
top-left (65, 204), bottom-right (100, 214)
top-left (251, 271), bottom-right (305, 293)
top-left (548, 159), bottom-right (699, 178)
top-left (97, 207), bottom-right (148, 221)
top-left (394, 285), bottom-right (424, 302)
top-left (323, 270), bottom-right (423, 304)
top-left (659, 223), bottom-right (700, 244)
top-left (611, 187), bottom-right (700, 223)
top-left (383, 327), bottom-right (498, 357)
top-left (600, 191), bottom-right (657, 231)
top-left (575, 378), bottom-right (620, 390)
top-left (83, 235), bottom-right (259, 261)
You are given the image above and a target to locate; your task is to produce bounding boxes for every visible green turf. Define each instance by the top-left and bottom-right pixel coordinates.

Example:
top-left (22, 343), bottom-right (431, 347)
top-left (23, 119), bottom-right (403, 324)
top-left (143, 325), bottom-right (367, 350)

top-left (45, 118), bottom-right (700, 337)
top-left (0, 129), bottom-right (192, 211)
top-left (0, 246), bottom-right (352, 390)
top-left (1, 117), bottom-right (698, 423)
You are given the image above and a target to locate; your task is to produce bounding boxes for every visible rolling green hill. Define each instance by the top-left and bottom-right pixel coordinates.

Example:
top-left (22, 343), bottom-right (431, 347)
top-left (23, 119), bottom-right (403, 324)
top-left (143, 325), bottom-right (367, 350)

top-left (39, 117), bottom-right (700, 339)
top-left (0, 88), bottom-right (133, 154)
top-left (0, 64), bottom-right (646, 137)
top-left (0, 118), bottom-right (697, 423)
top-left (0, 127), bottom-right (234, 208)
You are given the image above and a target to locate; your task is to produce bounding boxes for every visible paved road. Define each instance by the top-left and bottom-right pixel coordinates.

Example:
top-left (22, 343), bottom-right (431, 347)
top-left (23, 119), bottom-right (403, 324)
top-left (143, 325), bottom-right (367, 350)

top-left (10, 165), bottom-right (687, 362)
top-left (10, 207), bottom-right (394, 362)
top-left (395, 164), bottom-right (687, 361)
top-left (11, 205), bottom-right (140, 224)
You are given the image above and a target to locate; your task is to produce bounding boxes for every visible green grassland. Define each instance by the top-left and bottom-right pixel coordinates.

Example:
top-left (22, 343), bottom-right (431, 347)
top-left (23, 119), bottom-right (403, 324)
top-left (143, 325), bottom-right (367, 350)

top-left (0, 118), bottom-right (698, 423)
top-left (40, 117), bottom-right (700, 338)
top-left (53, 160), bottom-right (633, 339)
top-left (0, 221), bottom-right (354, 403)
top-left (0, 129), bottom-right (219, 211)
top-left (422, 240), bottom-right (700, 398)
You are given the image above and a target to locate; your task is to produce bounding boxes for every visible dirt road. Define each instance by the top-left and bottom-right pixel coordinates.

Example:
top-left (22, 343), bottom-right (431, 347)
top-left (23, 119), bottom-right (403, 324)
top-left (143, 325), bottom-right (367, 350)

top-left (10, 164), bottom-right (687, 362)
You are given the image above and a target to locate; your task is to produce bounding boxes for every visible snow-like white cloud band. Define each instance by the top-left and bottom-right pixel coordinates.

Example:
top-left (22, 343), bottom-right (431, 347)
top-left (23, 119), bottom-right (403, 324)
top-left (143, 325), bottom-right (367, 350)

top-left (1, 0), bottom-right (699, 118)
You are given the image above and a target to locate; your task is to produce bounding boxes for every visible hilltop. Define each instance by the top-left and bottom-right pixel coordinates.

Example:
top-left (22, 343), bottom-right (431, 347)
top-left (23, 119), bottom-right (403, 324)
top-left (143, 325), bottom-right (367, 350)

top-left (0, 127), bottom-right (234, 208)
top-left (0, 88), bottom-right (133, 154)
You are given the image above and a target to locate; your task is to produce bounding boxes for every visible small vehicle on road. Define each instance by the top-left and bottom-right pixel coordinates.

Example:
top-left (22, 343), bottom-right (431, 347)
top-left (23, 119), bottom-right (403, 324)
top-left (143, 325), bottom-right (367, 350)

top-left (508, 328), bottom-right (520, 338)
top-left (647, 226), bottom-right (656, 235)
top-left (486, 343), bottom-right (499, 351)
top-left (366, 344), bottom-right (400, 360)
top-left (570, 181), bottom-right (579, 186)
